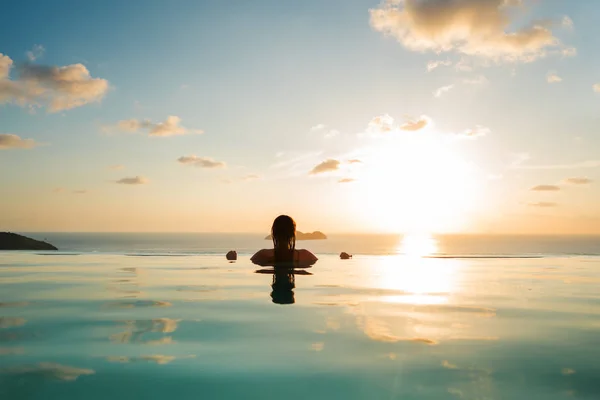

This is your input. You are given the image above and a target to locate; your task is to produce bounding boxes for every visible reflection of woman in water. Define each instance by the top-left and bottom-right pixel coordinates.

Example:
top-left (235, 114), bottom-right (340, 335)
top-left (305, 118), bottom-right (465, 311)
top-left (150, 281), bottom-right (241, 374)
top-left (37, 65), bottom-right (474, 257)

top-left (270, 271), bottom-right (296, 305)
top-left (251, 215), bottom-right (318, 268)
top-left (252, 215), bottom-right (317, 305)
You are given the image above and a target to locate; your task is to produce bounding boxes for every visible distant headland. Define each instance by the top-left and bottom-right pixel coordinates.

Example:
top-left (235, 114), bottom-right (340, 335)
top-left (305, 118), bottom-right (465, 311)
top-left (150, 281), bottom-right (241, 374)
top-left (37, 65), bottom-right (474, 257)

top-left (264, 231), bottom-right (327, 240)
top-left (0, 233), bottom-right (58, 251)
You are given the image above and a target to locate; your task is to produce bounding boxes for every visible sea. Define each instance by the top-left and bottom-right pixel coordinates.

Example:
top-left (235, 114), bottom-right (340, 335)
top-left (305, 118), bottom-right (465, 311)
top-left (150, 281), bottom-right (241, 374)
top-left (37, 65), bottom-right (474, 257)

top-left (1, 233), bottom-right (600, 399)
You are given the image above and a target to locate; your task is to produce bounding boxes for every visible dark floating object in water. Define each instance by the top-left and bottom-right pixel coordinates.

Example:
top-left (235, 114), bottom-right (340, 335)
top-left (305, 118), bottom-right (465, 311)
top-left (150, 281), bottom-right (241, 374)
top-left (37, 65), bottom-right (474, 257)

top-left (226, 250), bottom-right (237, 261)
top-left (264, 231), bottom-right (327, 240)
top-left (340, 252), bottom-right (352, 260)
top-left (0, 232), bottom-right (58, 251)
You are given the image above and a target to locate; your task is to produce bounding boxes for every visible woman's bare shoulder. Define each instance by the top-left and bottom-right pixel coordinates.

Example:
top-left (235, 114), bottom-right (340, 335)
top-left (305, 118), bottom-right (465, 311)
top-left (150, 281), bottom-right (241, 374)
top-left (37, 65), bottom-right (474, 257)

top-left (251, 249), bottom-right (273, 258)
top-left (297, 249), bottom-right (318, 260)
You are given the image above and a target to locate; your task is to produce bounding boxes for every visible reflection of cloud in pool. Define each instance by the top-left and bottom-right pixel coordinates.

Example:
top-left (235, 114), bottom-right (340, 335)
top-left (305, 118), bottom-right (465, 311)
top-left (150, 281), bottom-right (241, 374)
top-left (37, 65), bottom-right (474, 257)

top-left (0, 347), bottom-right (24, 356)
top-left (562, 368), bottom-right (576, 375)
top-left (442, 360), bottom-right (458, 369)
top-left (0, 317), bottom-right (26, 328)
top-left (106, 355), bottom-right (194, 364)
top-left (357, 315), bottom-right (438, 345)
top-left (311, 342), bottom-right (324, 352)
top-left (110, 318), bottom-right (180, 344)
top-left (109, 300), bottom-right (172, 309)
top-left (0, 302), bottom-right (29, 308)
top-left (145, 337), bottom-right (175, 345)
top-left (0, 363), bottom-right (94, 381)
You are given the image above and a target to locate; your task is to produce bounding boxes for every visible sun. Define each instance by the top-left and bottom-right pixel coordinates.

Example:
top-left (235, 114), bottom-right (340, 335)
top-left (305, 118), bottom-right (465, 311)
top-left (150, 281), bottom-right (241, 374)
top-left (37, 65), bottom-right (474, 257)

top-left (357, 130), bottom-right (482, 233)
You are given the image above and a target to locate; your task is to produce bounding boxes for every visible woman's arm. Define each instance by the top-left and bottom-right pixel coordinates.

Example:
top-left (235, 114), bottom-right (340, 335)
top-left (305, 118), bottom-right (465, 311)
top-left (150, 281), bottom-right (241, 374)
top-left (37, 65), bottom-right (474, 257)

top-left (294, 249), bottom-right (318, 268)
top-left (251, 249), bottom-right (275, 266)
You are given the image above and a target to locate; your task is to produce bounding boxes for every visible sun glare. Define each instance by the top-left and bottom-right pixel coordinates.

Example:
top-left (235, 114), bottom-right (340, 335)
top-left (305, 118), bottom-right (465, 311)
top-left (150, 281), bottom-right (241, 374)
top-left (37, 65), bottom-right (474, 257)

top-left (357, 130), bottom-right (481, 233)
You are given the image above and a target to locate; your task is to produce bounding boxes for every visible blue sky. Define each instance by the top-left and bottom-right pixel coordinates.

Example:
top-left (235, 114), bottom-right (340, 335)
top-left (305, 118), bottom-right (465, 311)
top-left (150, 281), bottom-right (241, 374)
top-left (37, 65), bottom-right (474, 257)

top-left (1, 0), bottom-right (599, 233)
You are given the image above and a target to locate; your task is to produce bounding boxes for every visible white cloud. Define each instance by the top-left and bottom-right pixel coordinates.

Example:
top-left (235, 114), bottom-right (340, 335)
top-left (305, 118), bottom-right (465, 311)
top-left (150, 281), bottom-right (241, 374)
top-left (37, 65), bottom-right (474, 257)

top-left (339, 178), bottom-right (356, 183)
top-left (462, 75), bottom-right (488, 85)
top-left (434, 84), bottom-right (454, 98)
top-left (309, 159), bottom-right (340, 175)
top-left (107, 116), bottom-right (202, 137)
top-left (311, 124), bottom-right (340, 138)
top-left (26, 45), bottom-right (45, 61)
top-left (0, 133), bottom-right (38, 149)
top-left (0, 53), bottom-right (109, 112)
top-left (562, 16), bottom-right (574, 29)
top-left (547, 71), bottom-right (562, 83)
top-left (370, 0), bottom-right (572, 63)
top-left (427, 59), bottom-right (452, 72)
top-left (178, 155), bottom-right (226, 168)
top-left (116, 176), bottom-right (148, 185)
top-left (109, 164), bottom-right (124, 170)
top-left (517, 160), bottom-right (600, 170)
top-left (561, 47), bottom-right (577, 58)
top-left (400, 116), bottom-right (430, 131)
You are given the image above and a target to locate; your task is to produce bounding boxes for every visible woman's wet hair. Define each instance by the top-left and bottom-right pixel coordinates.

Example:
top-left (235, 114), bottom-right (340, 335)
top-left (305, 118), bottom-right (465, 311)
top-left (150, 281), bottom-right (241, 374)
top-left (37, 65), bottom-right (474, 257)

top-left (271, 215), bottom-right (296, 263)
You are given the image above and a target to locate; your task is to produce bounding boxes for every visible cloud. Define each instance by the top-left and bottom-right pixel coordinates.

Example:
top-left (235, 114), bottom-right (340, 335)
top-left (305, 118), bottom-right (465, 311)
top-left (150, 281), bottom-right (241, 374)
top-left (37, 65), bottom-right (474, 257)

top-left (310, 159), bottom-right (340, 175)
top-left (347, 159), bottom-right (362, 164)
top-left (0, 53), bottom-right (109, 112)
top-left (400, 116), bottom-right (430, 131)
top-left (324, 129), bottom-right (340, 138)
top-left (531, 185), bottom-right (560, 192)
top-left (462, 75), bottom-right (488, 85)
top-left (458, 125), bottom-right (490, 139)
top-left (178, 155), bottom-right (226, 169)
top-left (564, 177), bottom-right (592, 185)
top-left (547, 71), bottom-right (562, 83)
top-left (310, 124), bottom-right (340, 138)
top-left (107, 116), bottom-right (202, 137)
top-left (109, 164), bottom-right (124, 170)
top-left (367, 114), bottom-right (395, 134)
top-left (594, 84), bottom-right (600, 93)
top-left (116, 176), bottom-right (148, 185)
top-left (427, 59), bottom-right (452, 71)
top-left (528, 202), bottom-right (558, 208)
top-left (26, 45), bottom-right (45, 61)
top-left (517, 160), bottom-right (600, 170)
top-left (369, 0), bottom-right (572, 63)
top-left (0, 133), bottom-right (38, 149)
top-left (434, 84), bottom-right (454, 98)
top-left (562, 16), bottom-right (574, 29)
top-left (339, 178), bottom-right (356, 183)
top-left (242, 174), bottom-right (261, 181)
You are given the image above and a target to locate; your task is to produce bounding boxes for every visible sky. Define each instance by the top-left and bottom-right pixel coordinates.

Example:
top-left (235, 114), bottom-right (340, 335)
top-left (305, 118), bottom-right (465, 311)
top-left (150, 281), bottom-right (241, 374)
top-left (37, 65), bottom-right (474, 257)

top-left (1, 0), bottom-right (599, 234)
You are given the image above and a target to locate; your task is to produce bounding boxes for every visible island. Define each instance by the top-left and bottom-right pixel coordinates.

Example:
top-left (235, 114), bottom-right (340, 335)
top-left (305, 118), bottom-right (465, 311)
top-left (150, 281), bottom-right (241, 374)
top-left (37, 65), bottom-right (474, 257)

top-left (264, 231), bottom-right (327, 240)
top-left (0, 232), bottom-right (58, 251)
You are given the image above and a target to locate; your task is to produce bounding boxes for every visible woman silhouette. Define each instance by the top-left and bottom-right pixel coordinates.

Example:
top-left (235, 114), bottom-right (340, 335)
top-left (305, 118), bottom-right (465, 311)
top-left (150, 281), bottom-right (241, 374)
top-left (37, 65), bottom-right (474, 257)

top-left (251, 215), bottom-right (318, 268)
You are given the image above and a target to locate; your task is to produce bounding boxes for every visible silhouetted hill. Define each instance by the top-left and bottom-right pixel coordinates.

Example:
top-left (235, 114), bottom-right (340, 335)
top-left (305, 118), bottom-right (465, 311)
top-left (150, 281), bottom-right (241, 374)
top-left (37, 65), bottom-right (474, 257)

top-left (0, 233), bottom-right (58, 250)
top-left (264, 231), bottom-right (327, 240)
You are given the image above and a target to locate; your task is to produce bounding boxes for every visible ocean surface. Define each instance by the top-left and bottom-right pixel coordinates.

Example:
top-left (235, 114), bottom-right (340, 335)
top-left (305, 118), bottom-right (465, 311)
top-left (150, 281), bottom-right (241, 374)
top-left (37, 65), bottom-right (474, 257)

top-left (1, 234), bottom-right (600, 399)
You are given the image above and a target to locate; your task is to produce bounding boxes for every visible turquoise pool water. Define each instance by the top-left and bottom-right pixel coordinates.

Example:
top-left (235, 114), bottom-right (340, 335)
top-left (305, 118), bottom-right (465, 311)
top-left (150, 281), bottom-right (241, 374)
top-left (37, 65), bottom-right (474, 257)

top-left (1, 253), bottom-right (599, 399)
